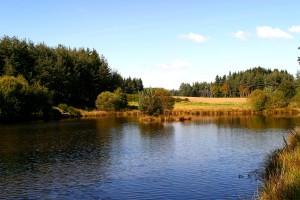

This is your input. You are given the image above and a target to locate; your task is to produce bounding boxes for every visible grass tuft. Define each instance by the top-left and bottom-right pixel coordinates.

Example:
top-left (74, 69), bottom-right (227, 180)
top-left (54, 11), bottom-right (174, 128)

top-left (260, 129), bottom-right (300, 200)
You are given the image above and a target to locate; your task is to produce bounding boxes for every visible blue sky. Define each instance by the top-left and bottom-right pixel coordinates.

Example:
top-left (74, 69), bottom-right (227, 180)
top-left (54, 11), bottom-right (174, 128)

top-left (1, 0), bottom-right (300, 89)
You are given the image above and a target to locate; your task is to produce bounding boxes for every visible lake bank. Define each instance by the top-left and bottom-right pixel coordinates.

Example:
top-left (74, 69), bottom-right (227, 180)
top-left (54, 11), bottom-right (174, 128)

top-left (78, 97), bottom-right (300, 120)
top-left (78, 107), bottom-right (300, 121)
top-left (259, 129), bottom-right (300, 200)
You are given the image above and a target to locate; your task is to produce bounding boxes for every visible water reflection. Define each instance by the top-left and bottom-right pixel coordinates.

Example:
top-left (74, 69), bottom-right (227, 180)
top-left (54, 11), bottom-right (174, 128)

top-left (139, 122), bottom-right (174, 136)
top-left (0, 116), bottom-right (298, 199)
top-left (191, 115), bottom-right (299, 130)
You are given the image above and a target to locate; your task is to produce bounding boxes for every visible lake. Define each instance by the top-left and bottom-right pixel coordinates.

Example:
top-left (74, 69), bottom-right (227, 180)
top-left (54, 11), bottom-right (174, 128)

top-left (0, 115), bottom-right (299, 199)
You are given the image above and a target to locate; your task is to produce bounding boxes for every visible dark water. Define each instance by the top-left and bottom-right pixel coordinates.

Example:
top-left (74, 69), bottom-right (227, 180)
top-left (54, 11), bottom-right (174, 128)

top-left (0, 116), bottom-right (299, 199)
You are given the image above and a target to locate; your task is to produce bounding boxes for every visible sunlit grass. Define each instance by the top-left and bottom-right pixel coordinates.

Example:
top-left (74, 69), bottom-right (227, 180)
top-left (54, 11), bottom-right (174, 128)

top-left (174, 97), bottom-right (250, 110)
top-left (260, 129), bottom-right (300, 200)
top-left (174, 101), bottom-right (250, 109)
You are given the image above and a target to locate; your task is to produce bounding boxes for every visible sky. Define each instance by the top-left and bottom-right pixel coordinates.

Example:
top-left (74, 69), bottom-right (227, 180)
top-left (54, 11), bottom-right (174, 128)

top-left (0, 0), bottom-right (300, 89)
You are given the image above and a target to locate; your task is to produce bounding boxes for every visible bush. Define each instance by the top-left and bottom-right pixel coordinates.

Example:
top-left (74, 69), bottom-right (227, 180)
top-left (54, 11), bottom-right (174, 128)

top-left (289, 90), bottom-right (300, 108)
top-left (265, 90), bottom-right (287, 109)
top-left (138, 88), bottom-right (175, 116)
top-left (127, 93), bottom-right (139, 102)
top-left (95, 88), bottom-right (128, 111)
top-left (0, 75), bottom-right (30, 120)
top-left (27, 82), bottom-right (52, 117)
top-left (247, 89), bottom-right (268, 111)
top-left (0, 75), bottom-right (53, 121)
top-left (248, 89), bottom-right (291, 111)
top-left (277, 80), bottom-right (296, 100)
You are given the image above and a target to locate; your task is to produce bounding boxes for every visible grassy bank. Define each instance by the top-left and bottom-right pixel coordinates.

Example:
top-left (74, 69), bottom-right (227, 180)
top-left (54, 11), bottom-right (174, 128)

top-left (260, 129), bottom-right (300, 200)
top-left (78, 97), bottom-right (299, 119)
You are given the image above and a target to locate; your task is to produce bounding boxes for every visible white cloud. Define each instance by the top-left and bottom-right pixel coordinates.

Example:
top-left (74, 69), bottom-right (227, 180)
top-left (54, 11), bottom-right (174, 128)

top-left (289, 25), bottom-right (300, 33)
top-left (179, 33), bottom-right (207, 43)
top-left (157, 60), bottom-right (192, 70)
top-left (256, 26), bottom-right (293, 39)
top-left (233, 30), bottom-right (248, 40)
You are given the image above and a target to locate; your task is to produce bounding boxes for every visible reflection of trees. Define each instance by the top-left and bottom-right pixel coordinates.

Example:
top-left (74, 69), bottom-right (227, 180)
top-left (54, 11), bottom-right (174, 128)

top-left (137, 122), bottom-right (175, 165)
top-left (0, 118), bottom-right (119, 183)
top-left (188, 115), bottom-right (299, 130)
top-left (211, 115), bottom-right (297, 130)
top-left (138, 122), bottom-right (174, 138)
top-left (0, 118), bottom-right (148, 199)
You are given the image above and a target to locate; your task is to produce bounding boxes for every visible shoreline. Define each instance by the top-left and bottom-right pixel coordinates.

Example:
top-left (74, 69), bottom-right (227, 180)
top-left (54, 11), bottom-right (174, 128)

top-left (259, 129), bottom-right (300, 200)
top-left (77, 108), bottom-right (300, 121)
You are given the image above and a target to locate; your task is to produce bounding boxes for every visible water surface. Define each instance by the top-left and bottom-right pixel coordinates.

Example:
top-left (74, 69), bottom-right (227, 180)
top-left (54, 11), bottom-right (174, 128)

top-left (0, 116), bottom-right (298, 199)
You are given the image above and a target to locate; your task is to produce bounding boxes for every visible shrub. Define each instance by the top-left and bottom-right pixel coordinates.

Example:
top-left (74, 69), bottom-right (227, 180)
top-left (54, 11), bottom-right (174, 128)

top-left (289, 91), bottom-right (300, 108)
top-left (0, 75), bottom-right (30, 120)
top-left (27, 82), bottom-right (52, 117)
top-left (95, 88), bottom-right (128, 111)
top-left (277, 80), bottom-right (296, 100)
top-left (247, 89), bottom-right (268, 111)
top-left (138, 88), bottom-right (175, 116)
top-left (265, 90), bottom-right (287, 109)
top-left (0, 75), bottom-right (53, 121)
top-left (127, 93), bottom-right (139, 102)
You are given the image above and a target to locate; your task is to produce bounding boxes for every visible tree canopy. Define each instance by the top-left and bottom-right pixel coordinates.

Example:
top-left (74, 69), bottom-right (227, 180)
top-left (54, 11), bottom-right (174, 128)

top-left (0, 36), bottom-right (143, 109)
top-left (0, 75), bottom-right (51, 121)
top-left (174, 67), bottom-right (296, 98)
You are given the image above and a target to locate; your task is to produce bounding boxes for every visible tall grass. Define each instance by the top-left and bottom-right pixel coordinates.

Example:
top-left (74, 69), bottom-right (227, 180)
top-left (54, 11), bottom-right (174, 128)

top-left (260, 129), bottom-right (300, 200)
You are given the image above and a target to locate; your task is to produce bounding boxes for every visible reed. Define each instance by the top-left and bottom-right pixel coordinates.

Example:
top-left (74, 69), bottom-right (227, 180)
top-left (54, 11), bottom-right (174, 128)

top-left (79, 97), bottom-right (300, 119)
top-left (259, 129), bottom-right (300, 200)
top-left (79, 109), bottom-right (140, 118)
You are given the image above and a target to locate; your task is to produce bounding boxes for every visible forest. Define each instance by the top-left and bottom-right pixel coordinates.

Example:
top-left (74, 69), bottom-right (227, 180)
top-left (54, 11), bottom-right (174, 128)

top-left (173, 66), bottom-right (300, 98)
top-left (0, 36), bottom-right (299, 121)
top-left (0, 36), bottom-right (143, 121)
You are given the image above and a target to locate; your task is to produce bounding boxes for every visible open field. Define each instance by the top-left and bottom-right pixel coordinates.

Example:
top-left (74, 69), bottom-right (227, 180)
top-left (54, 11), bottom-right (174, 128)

top-left (176, 97), bottom-right (247, 103)
top-left (174, 97), bottom-right (250, 110)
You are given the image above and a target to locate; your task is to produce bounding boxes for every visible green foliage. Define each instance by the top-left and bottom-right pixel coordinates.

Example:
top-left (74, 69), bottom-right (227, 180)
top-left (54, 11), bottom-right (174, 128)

top-left (0, 36), bottom-right (143, 109)
top-left (95, 88), bottom-right (128, 111)
top-left (178, 82), bottom-right (212, 97)
top-left (248, 89), bottom-right (290, 110)
top-left (127, 93), bottom-right (139, 102)
top-left (57, 103), bottom-right (81, 117)
top-left (247, 89), bottom-right (268, 111)
top-left (265, 90), bottom-right (287, 109)
top-left (155, 88), bottom-right (175, 111)
top-left (289, 90), bottom-right (300, 108)
top-left (123, 77), bottom-right (143, 94)
top-left (277, 80), bottom-right (296, 100)
top-left (138, 88), bottom-right (175, 116)
top-left (0, 75), bottom-right (29, 120)
top-left (176, 67), bottom-right (295, 98)
top-left (0, 75), bottom-right (52, 121)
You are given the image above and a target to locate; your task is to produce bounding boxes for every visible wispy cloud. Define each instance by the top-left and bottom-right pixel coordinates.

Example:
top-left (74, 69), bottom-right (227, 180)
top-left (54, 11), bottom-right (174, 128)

top-left (289, 25), bottom-right (300, 33)
top-left (256, 26), bottom-right (293, 39)
top-left (157, 60), bottom-right (192, 70)
top-left (178, 33), bottom-right (207, 43)
top-left (233, 30), bottom-right (249, 40)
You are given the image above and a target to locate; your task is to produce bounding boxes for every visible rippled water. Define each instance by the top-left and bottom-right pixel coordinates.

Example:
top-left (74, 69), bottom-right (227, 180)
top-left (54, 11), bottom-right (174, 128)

top-left (0, 116), bottom-right (298, 199)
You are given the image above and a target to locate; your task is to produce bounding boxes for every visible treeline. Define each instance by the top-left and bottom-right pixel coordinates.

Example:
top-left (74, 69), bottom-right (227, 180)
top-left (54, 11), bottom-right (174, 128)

top-left (173, 66), bottom-right (298, 98)
top-left (0, 36), bottom-right (143, 121)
